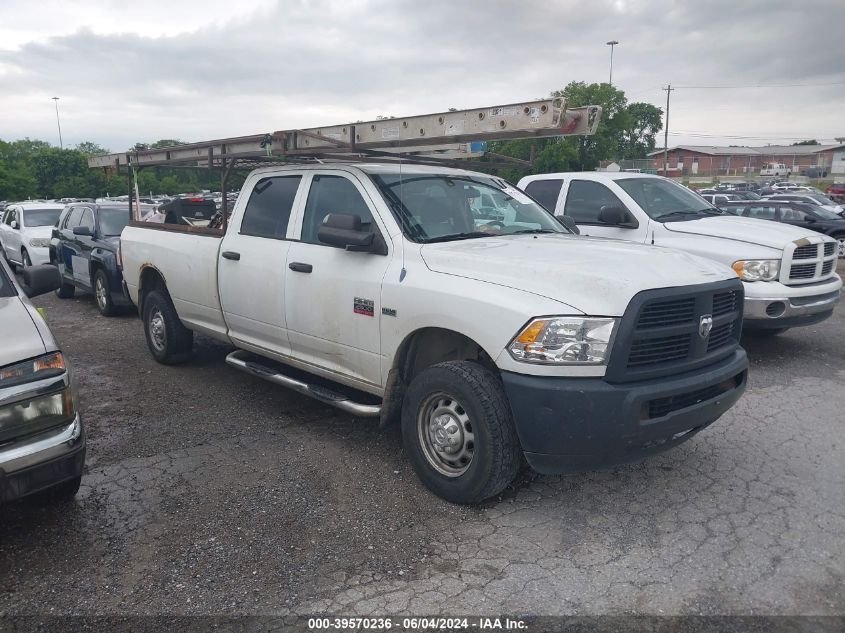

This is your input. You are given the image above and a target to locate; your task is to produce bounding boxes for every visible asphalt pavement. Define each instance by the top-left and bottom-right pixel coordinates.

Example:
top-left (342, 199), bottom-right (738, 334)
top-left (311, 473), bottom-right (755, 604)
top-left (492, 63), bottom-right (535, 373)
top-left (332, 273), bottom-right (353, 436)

top-left (1, 266), bottom-right (843, 618)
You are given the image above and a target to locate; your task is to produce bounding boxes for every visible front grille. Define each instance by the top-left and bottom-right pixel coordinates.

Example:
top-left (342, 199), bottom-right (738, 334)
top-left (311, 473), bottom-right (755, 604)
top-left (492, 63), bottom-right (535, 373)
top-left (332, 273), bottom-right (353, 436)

top-left (636, 297), bottom-right (695, 329)
top-left (793, 244), bottom-right (818, 260)
top-left (790, 263), bottom-right (817, 280)
top-left (645, 373), bottom-right (743, 419)
top-left (712, 290), bottom-right (738, 317)
top-left (707, 322), bottom-right (735, 352)
top-left (821, 261), bottom-right (834, 275)
top-left (606, 279), bottom-right (745, 383)
top-left (824, 242), bottom-right (836, 257)
top-left (628, 334), bottom-right (690, 366)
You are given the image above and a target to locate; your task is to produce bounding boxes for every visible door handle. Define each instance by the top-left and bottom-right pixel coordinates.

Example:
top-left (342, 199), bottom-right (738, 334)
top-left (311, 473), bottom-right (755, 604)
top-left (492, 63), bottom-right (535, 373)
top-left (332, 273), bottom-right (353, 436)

top-left (288, 262), bottom-right (313, 273)
top-left (222, 251), bottom-right (241, 261)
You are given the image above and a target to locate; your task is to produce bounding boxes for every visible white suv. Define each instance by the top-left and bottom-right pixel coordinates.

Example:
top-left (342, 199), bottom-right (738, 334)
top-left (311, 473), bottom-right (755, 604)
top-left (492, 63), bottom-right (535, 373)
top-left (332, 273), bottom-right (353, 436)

top-left (0, 203), bottom-right (65, 268)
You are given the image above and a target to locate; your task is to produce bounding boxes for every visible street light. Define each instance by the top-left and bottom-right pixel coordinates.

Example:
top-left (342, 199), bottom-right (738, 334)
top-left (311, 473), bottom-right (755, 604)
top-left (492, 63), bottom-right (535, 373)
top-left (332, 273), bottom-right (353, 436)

top-left (606, 40), bottom-right (619, 86)
top-left (51, 96), bottom-right (63, 149)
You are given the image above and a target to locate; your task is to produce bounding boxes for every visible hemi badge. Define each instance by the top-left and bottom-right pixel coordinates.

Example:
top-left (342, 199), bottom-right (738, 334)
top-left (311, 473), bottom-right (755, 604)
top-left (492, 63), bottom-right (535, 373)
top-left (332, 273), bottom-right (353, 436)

top-left (382, 307), bottom-right (397, 317)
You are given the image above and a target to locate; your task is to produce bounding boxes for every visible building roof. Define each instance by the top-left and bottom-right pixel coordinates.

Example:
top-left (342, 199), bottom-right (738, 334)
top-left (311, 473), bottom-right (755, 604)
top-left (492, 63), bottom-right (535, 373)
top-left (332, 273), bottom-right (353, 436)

top-left (647, 143), bottom-right (845, 157)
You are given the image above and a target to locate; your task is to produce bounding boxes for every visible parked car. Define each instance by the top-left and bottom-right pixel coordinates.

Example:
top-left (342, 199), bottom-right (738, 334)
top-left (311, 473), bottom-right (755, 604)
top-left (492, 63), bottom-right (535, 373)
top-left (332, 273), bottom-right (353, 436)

top-left (0, 261), bottom-right (86, 504)
top-left (0, 203), bottom-right (65, 268)
top-left (716, 200), bottom-right (845, 258)
top-left (700, 193), bottom-right (742, 204)
top-left (50, 203), bottom-right (134, 316)
top-left (518, 172), bottom-right (842, 335)
top-left (760, 163), bottom-right (791, 177)
top-left (764, 193), bottom-right (844, 215)
top-left (772, 182), bottom-right (811, 192)
top-left (800, 167), bottom-right (828, 178)
top-left (119, 163), bottom-right (749, 503)
top-left (826, 183), bottom-right (845, 205)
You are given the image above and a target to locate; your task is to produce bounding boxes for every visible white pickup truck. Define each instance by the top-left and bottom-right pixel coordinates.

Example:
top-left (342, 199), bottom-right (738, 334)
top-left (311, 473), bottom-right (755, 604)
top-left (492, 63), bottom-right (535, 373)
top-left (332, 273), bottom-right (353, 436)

top-left (518, 172), bottom-right (842, 335)
top-left (120, 163), bottom-right (748, 503)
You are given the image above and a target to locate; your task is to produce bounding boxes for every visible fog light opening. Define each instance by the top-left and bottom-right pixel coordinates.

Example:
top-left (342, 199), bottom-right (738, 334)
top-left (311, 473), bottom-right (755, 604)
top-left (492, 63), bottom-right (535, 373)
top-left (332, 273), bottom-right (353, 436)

top-left (765, 301), bottom-right (786, 318)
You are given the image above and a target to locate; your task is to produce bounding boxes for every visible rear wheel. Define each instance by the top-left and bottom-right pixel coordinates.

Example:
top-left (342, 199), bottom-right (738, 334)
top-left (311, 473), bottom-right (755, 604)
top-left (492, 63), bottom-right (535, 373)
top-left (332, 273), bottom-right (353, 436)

top-left (142, 289), bottom-right (194, 364)
top-left (401, 361), bottom-right (521, 504)
top-left (94, 269), bottom-right (117, 316)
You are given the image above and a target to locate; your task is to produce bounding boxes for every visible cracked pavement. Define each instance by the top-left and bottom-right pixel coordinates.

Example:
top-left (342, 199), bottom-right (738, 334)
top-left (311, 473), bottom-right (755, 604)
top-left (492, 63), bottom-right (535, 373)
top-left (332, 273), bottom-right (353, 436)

top-left (1, 265), bottom-right (843, 617)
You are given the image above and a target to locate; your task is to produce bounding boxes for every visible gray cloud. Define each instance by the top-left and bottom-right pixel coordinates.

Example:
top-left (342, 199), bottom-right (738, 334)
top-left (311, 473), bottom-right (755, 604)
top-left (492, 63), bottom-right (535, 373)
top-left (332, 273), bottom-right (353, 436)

top-left (1, 0), bottom-right (843, 151)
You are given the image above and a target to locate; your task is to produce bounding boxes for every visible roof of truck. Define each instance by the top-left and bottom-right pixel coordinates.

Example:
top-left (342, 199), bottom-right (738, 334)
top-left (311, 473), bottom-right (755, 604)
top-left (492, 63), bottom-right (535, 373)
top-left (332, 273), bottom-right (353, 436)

top-left (246, 162), bottom-right (490, 178)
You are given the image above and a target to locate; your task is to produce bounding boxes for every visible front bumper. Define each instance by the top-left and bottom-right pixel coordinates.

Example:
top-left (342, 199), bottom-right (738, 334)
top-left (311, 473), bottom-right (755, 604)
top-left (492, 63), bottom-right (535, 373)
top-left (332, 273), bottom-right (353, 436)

top-left (501, 350), bottom-right (748, 474)
top-left (0, 415), bottom-right (86, 503)
top-left (743, 276), bottom-right (842, 329)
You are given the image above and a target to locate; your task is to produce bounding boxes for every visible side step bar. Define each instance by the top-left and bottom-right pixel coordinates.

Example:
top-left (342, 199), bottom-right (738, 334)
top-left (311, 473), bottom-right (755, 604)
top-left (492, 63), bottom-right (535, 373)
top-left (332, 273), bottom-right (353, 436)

top-left (225, 350), bottom-right (381, 417)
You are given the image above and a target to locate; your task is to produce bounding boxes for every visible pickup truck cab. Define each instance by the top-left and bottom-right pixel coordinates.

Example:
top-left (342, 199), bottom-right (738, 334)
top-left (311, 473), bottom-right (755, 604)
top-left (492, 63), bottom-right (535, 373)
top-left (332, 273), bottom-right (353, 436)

top-left (0, 262), bottom-right (85, 503)
top-left (518, 172), bottom-right (842, 335)
top-left (121, 163), bottom-right (748, 503)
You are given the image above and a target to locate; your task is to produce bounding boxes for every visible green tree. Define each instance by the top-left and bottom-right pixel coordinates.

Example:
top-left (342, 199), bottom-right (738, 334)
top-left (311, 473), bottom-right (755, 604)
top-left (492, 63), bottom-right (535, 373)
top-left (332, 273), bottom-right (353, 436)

top-left (619, 102), bottom-right (663, 159)
top-left (792, 139), bottom-right (819, 145)
top-left (75, 141), bottom-right (110, 156)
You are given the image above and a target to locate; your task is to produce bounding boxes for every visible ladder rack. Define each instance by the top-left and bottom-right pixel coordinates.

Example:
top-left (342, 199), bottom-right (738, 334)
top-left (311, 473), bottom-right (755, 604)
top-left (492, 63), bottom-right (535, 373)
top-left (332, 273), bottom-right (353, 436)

top-left (88, 99), bottom-right (601, 170)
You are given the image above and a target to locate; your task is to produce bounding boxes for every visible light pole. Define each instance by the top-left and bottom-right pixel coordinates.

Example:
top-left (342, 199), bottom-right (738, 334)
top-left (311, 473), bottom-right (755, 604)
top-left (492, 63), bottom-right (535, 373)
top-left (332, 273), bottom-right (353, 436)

top-left (606, 40), bottom-right (619, 86)
top-left (51, 97), bottom-right (63, 149)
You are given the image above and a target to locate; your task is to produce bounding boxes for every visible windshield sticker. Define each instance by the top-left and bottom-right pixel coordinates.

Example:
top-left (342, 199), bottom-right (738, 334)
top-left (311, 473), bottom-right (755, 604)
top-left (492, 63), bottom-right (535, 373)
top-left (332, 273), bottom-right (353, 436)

top-left (501, 186), bottom-right (533, 205)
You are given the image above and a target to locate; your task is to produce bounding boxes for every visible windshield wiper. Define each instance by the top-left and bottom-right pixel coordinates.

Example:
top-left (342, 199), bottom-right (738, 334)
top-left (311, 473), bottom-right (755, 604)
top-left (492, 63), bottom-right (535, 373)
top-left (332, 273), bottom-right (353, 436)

top-left (509, 228), bottom-right (559, 235)
top-left (656, 208), bottom-right (722, 221)
top-left (424, 231), bottom-right (492, 243)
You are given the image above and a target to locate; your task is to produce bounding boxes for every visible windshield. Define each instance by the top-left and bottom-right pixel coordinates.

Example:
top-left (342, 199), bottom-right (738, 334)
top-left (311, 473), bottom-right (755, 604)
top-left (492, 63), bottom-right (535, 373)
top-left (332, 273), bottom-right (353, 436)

top-left (617, 178), bottom-right (725, 221)
top-left (98, 207), bottom-right (130, 236)
top-left (809, 207), bottom-right (843, 221)
top-left (22, 207), bottom-right (63, 227)
top-left (369, 173), bottom-right (565, 243)
top-left (808, 194), bottom-right (837, 206)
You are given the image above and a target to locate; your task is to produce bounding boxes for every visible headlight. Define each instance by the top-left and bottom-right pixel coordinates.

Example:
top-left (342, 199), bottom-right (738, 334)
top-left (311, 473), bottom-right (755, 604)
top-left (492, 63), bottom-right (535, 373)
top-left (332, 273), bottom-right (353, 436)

top-left (508, 317), bottom-right (617, 365)
top-left (0, 352), bottom-right (66, 388)
top-left (0, 388), bottom-right (76, 443)
top-left (28, 238), bottom-right (50, 248)
top-left (732, 259), bottom-right (780, 282)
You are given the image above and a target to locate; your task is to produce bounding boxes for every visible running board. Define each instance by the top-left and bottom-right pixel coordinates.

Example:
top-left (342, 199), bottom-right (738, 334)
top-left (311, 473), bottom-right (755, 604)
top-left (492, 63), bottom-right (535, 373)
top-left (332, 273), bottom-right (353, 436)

top-left (225, 350), bottom-right (381, 417)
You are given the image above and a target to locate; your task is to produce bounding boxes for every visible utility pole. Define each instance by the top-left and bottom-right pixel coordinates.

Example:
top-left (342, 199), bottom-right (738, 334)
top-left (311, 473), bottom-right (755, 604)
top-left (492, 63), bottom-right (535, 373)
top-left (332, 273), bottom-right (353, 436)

top-left (51, 97), bottom-right (63, 149)
top-left (662, 84), bottom-right (674, 175)
top-left (606, 40), bottom-right (619, 85)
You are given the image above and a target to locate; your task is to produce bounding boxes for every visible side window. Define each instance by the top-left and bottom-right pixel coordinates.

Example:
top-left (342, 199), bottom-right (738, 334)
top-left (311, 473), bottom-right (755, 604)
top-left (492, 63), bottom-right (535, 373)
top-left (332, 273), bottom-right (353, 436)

top-left (524, 179), bottom-right (563, 212)
top-left (564, 180), bottom-right (626, 223)
top-left (240, 176), bottom-right (302, 239)
top-left (66, 207), bottom-right (83, 229)
top-left (746, 205), bottom-right (777, 220)
top-left (779, 206), bottom-right (810, 222)
top-left (80, 208), bottom-right (95, 231)
top-left (300, 175), bottom-right (374, 245)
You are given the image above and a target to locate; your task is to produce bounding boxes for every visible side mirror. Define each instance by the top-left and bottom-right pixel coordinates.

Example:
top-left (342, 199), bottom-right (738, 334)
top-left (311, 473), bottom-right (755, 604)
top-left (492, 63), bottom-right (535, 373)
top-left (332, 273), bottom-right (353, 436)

top-left (557, 215), bottom-right (580, 234)
top-left (598, 205), bottom-right (626, 225)
top-left (73, 226), bottom-right (92, 236)
top-left (22, 265), bottom-right (61, 298)
top-left (10, 220), bottom-right (18, 230)
top-left (317, 214), bottom-right (380, 253)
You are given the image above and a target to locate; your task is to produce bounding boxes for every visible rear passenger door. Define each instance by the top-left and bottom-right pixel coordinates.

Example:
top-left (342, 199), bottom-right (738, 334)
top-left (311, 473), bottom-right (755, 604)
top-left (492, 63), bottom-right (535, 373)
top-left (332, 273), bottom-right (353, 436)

top-left (218, 174), bottom-right (304, 357)
top-left (522, 179), bottom-right (564, 213)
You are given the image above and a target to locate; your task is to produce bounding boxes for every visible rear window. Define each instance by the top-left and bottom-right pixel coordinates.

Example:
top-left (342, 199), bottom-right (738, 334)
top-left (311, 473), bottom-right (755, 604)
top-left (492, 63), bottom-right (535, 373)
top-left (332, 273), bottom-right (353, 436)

top-left (240, 176), bottom-right (302, 239)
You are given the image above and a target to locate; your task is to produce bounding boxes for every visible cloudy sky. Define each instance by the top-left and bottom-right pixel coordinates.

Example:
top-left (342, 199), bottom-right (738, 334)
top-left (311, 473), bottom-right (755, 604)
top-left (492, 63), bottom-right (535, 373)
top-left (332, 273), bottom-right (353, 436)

top-left (1, 0), bottom-right (843, 153)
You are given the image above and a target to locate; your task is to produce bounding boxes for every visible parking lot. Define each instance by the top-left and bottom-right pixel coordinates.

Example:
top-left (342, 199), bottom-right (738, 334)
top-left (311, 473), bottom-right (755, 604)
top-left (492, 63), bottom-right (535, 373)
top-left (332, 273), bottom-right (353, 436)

top-left (1, 264), bottom-right (844, 618)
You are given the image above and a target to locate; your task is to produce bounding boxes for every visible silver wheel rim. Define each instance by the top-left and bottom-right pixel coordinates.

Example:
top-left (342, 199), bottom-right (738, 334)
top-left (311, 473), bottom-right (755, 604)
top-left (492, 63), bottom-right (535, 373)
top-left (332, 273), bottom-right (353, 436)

top-left (96, 277), bottom-right (107, 309)
top-left (417, 393), bottom-right (475, 477)
top-left (149, 308), bottom-right (166, 352)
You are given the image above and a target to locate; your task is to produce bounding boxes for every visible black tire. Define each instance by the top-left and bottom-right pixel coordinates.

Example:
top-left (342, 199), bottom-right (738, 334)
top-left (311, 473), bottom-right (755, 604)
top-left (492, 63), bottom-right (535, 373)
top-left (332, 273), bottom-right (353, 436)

top-left (21, 249), bottom-right (32, 268)
top-left (401, 360), bottom-right (521, 504)
top-left (93, 268), bottom-right (117, 316)
top-left (56, 277), bottom-right (76, 299)
top-left (142, 289), bottom-right (194, 364)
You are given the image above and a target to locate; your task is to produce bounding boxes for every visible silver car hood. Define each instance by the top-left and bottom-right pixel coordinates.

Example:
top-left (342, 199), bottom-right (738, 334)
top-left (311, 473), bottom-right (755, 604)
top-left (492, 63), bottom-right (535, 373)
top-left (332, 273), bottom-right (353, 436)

top-left (0, 296), bottom-right (49, 367)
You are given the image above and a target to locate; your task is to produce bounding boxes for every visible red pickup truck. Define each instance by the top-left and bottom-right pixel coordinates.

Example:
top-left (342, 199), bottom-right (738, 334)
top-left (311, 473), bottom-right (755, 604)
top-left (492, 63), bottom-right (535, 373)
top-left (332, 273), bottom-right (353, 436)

top-left (827, 183), bottom-right (845, 204)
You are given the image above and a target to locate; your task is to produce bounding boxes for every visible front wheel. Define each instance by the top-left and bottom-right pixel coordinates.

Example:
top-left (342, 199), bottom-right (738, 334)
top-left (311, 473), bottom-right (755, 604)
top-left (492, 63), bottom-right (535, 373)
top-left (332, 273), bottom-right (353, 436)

top-left (401, 361), bottom-right (521, 504)
top-left (142, 289), bottom-right (194, 364)
top-left (94, 269), bottom-right (117, 316)
top-left (21, 249), bottom-right (32, 268)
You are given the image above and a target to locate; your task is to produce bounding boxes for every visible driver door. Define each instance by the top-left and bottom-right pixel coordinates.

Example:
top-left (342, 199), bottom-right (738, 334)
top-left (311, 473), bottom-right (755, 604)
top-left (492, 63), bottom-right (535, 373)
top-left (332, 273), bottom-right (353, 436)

top-left (562, 180), bottom-right (647, 242)
top-left (284, 172), bottom-right (392, 388)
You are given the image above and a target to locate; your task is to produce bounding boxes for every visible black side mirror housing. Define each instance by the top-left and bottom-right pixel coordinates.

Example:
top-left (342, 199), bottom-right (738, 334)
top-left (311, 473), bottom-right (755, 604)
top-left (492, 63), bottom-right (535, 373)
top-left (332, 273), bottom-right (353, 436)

top-left (73, 226), bottom-right (92, 236)
top-left (22, 265), bottom-right (61, 298)
top-left (557, 215), bottom-right (580, 234)
top-left (598, 204), bottom-right (638, 228)
top-left (317, 213), bottom-right (385, 254)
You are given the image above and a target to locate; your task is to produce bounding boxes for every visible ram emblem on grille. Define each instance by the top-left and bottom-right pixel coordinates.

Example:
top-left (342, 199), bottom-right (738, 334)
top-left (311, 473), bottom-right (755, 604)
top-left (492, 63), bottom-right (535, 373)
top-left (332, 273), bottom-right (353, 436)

top-left (699, 315), bottom-right (714, 339)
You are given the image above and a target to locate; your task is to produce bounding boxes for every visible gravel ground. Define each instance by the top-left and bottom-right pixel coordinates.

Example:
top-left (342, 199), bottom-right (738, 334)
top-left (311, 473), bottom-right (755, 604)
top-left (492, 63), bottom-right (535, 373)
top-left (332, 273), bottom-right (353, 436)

top-left (1, 265), bottom-right (843, 618)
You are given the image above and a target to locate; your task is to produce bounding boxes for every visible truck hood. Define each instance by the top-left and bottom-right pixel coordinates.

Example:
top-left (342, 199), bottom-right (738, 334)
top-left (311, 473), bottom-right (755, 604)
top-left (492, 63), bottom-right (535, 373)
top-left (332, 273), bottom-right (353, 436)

top-left (22, 226), bottom-right (54, 240)
top-left (662, 216), bottom-right (820, 249)
top-left (420, 234), bottom-right (733, 316)
top-left (0, 296), bottom-right (47, 367)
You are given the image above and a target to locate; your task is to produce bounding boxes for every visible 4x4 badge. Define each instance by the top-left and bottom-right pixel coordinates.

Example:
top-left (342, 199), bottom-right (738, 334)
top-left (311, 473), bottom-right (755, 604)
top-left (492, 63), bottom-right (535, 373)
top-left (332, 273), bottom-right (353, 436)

top-left (699, 314), bottom-right (713, 338)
